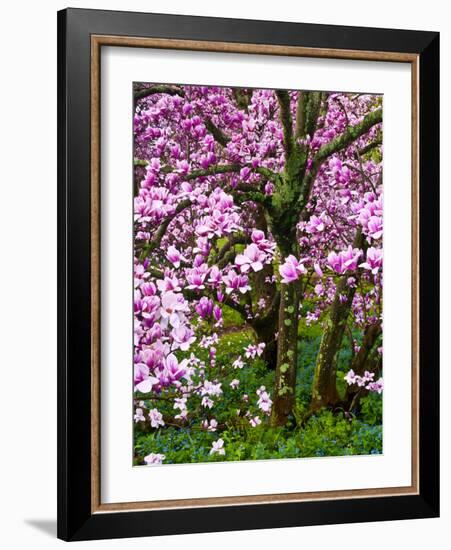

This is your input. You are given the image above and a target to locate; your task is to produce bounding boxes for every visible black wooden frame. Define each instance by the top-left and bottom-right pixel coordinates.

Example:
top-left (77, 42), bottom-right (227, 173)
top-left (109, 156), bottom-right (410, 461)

top-left (57, 7), bottom-right (440, 541)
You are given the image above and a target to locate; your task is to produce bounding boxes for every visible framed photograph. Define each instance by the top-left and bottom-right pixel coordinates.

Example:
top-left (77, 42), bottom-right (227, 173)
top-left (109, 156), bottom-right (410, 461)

top-left (57, 8), bottom-right (439, 541)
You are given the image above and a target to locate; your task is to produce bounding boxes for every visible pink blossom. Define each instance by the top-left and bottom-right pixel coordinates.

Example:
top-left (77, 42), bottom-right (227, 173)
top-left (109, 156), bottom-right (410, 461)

top-left (195, 297), bottom-right (214, 318)
top-left (327, 246), bottom-right (362, 274)
top-left (159, 291), bottom-right (188, 329)
top-left (244, 343), bottom-right (265, 359)
top-left (249, 416), bottom-right (262, 427)
top-left (148, 408), bottom-right (165, 428)
top-left (223, 269), bottom-right (251, 295)
top-left (233, 356), bottom-right (245, 369)
top-left (144, 453), bottom-right (166, 465)
top-left (235, 243), bottom-right (266, 273)
top-left (367, 216), bottom-right (383, 240)
top-left (134, 408), bottom-right (146, 422)
top-left (360, 247), bottom-right (383, 275)
top-left (210, 438), bottom-right (225, 455)
top-left (257, 386), bottom-right (273, 414)
top-left (166, 245), bottom-right (185, 268)
top-left (279, 255), bottom-right (307, 283)
top-left (170, 325), bottom-right (196, 351)
top-left (201, 396), bottom-right (214, 409)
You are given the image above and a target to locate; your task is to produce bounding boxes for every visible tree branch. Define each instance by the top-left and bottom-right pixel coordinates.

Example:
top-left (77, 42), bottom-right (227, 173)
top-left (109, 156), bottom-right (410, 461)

top-left (185, 164), bottom-right (241, 180)
top-left (134, 85), bottom-right (185, 102)
top-left (220, 295), bottom-right (248, 319)
top-left (139, 199), bottom-right (191, 259)
top-left (295, 92), bottom-right (306, 140)
top-left (205, 117), bottom-right (230, 147)
top-left (313, 108), bottom-right (382, 168)
top-left (358, 138), bottom-right (382, 156)
top-left (216, 234), bottom-right (249, 262)
top-left (275, 90), bottom-right (294, 159)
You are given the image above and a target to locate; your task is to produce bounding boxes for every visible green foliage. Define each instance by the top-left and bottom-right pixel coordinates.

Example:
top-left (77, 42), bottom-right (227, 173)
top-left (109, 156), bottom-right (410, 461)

top-left (134, 409), bottom-right (382, 464)
top-left (360, 393), bottom-right (383, 426)
top-left (134, 318), bottom-right (383, 465)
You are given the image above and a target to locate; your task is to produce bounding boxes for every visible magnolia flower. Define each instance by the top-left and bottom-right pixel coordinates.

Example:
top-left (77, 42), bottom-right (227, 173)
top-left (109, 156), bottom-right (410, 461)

top-left (159, 291), bottom-right (188, 329)
top-left (344, 369), bottom-right (357, 385)
top-left (257, 386), bottom-right (273, 414)
top-left (160, 353), bottom-right (188, 386)
top-left (201, 380), bottom-right (223, 397)
top-left (166, 245), bottom-right (185, 268)
top-left (251, 229), bottom-right (275, 254)
top-left (134, 364), bottom-right (159, 394)
top-left (244, 343), bottom-right (265, 359)
top-left (249, 416), bottom-right (262, 427)
top-left (327, 246), bottom-right (362, 274)
top-left (148, 408), bottom-right (165, 428)
top-left (360, 247), bottom-right (383, 275)
top-left (170, 324), bottom-right (196, 351)
top-left (366, 378), bottom-right (384, 394)
top-left (185, 268), bottom-right (207, 290)
top-left (173, 397), bottom-right (187, 411)
top-left (144, 453), bottom-right (166, 465)
top-left (208, 265), bottom-right (222, 286)
top-left (279, 255), bottom-right (307, 283)
top-left (201, 396), bottom-right (214, 409)
top-left (264, 182), bottom-right (274, 195)
top-left (367, 216), bottom-right (383, 240)
top-left (156, 275), bottom-right (182, 293)
top-left (134, 408), bottom-right (146, 422)
top-left (223, 269), bottom-right (251, 295)
top-left (195, 296), bottom-right (214, 318)
top-left (235, 243), bottom-right (266, 273)
top-left (314, 263), bottom-right (323, 277)
top-left (344, 369), bottom-right (379, 390)
top-left (206, 419), bottom-right (218, 432)
top-left (305, 213), bottom-right (330, 234)
top-left (210, 438), bottom-right (225, 455)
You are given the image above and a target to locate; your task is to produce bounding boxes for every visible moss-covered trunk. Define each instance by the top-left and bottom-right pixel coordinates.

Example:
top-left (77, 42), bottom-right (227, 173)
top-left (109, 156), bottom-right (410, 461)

top-left (310, 230), bottom-right (365, 412)
top-left (271, 281), bottom-right (300, 426)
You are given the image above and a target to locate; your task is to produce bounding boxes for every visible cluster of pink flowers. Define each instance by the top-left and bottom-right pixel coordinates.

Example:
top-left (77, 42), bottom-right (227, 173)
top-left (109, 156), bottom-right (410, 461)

top-left (344, 369), bottom-right (383, 394)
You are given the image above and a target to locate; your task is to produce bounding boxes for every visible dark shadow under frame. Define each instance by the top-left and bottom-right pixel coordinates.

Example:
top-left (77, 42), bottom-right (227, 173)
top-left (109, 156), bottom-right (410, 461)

top-left (58, 7), bottom-right (439, 541)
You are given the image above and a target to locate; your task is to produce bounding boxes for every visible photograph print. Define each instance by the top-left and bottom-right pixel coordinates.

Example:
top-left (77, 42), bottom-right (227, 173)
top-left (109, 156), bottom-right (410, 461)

top-left (132, 83), bottom-right (383, 466)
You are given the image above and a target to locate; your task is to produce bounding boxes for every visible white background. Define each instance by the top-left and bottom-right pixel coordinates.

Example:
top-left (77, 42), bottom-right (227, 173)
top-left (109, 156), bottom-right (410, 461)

top-left (102, 47), bottom-right (412, 503)
top-left (0, 0), bottom-right (449, 548)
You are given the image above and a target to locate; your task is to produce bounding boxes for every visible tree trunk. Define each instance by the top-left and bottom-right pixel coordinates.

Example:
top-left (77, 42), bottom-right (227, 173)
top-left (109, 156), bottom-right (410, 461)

top-left (310, 230), bottom-right (365, 412)
top-left (271, 281), bottom-right (300, 426)
top-left (252, 292), bottom-right (280, 370)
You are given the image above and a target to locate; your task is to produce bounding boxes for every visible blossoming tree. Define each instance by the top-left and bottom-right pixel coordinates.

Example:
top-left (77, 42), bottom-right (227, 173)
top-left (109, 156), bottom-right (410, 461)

top-left (133, 83), bottom-right (383, 462)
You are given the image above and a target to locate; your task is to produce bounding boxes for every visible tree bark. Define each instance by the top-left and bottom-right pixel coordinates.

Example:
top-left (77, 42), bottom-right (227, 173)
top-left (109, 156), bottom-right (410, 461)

top-left (252, 291), bottom-right (280, 370)
top-left (271, 281), bottom-right (300, 426)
